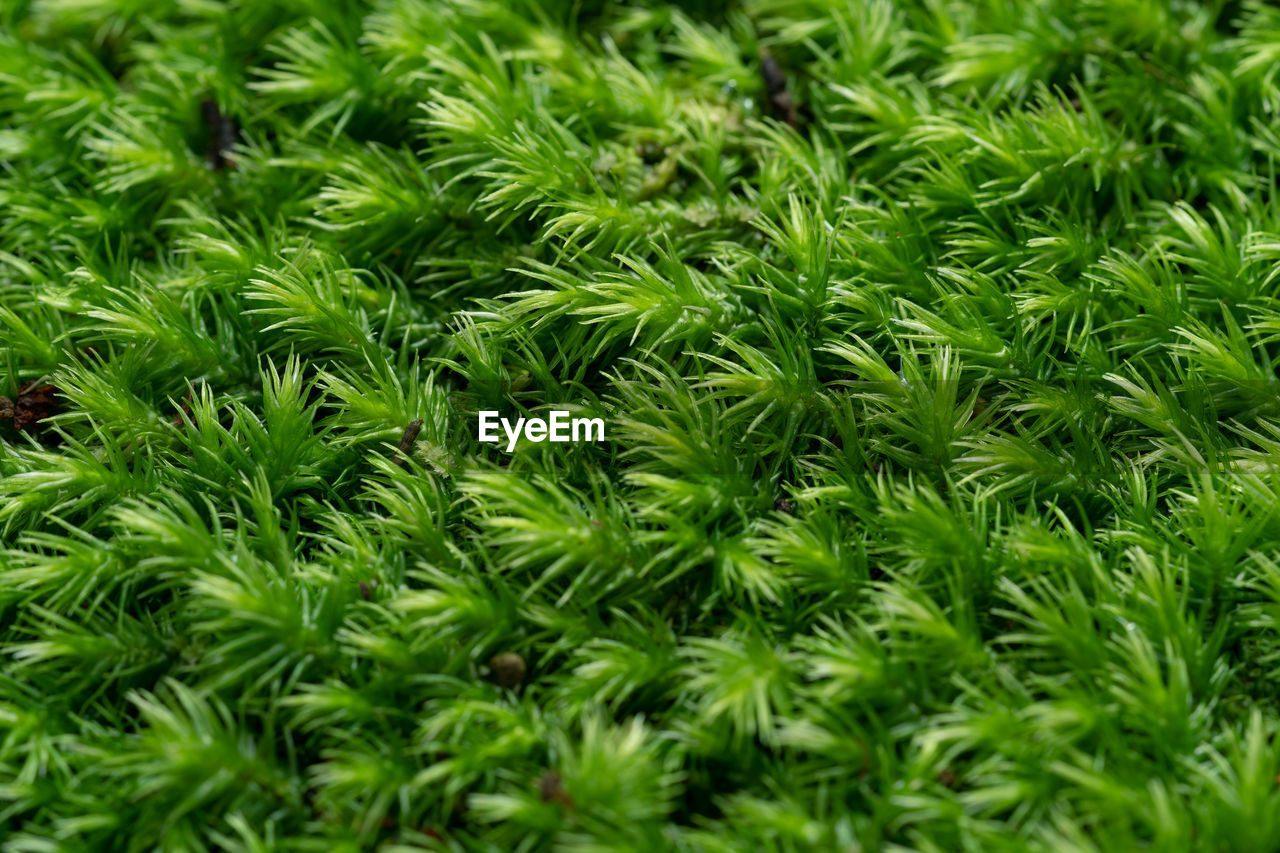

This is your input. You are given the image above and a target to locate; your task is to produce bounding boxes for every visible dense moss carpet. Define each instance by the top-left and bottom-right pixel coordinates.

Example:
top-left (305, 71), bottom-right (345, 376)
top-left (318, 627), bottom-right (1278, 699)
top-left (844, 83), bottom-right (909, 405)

top-left (4, 1), bottom-right (1280, 850)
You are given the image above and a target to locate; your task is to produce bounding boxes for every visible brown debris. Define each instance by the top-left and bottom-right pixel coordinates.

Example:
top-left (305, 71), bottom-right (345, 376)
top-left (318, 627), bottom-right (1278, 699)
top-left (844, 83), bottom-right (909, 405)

top-left (201, 98), bottom-right (239, 170)
top-left (1, 382), bottom-right (61, 432)
top-left (489, 651), bottom-right (526, 689)
top-left (760, 49), bottom-right (798, 128)
top-left (537, 770), bottom-right (574, 810)
top-left (393, 418), bottom-right (424, 467)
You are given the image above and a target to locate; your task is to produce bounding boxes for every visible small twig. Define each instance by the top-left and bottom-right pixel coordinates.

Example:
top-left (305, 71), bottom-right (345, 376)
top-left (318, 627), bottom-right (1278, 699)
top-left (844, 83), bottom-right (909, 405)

top-left (393, 418), bottom-right (424, 467)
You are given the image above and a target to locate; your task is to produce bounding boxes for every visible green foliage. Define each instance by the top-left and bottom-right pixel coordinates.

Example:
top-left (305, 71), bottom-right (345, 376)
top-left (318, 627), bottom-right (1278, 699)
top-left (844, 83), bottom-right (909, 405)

top-left (3, 0), bottom-right (1280, 849)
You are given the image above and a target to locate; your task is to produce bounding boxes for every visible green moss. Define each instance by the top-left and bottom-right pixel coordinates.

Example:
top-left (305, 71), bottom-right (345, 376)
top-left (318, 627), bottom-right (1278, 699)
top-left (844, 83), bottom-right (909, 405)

top-left (4, 0), bottom-right (1280, 849)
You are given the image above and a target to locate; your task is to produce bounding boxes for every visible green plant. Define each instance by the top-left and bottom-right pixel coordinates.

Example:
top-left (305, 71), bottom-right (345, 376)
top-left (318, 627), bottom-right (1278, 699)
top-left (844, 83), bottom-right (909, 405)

top-left (4, 1), bottom-right (1280, 850)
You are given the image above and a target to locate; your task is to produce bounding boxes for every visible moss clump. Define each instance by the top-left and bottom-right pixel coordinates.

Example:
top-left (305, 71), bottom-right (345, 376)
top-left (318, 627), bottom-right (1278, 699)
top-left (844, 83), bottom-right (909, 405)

top-left (4, 1), bottom-right (1280, 850)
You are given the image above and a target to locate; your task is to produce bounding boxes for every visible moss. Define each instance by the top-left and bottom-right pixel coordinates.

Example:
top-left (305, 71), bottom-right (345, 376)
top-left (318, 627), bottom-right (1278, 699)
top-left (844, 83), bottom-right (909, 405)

top-left (4, 1), bottom-right (1280, 849)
